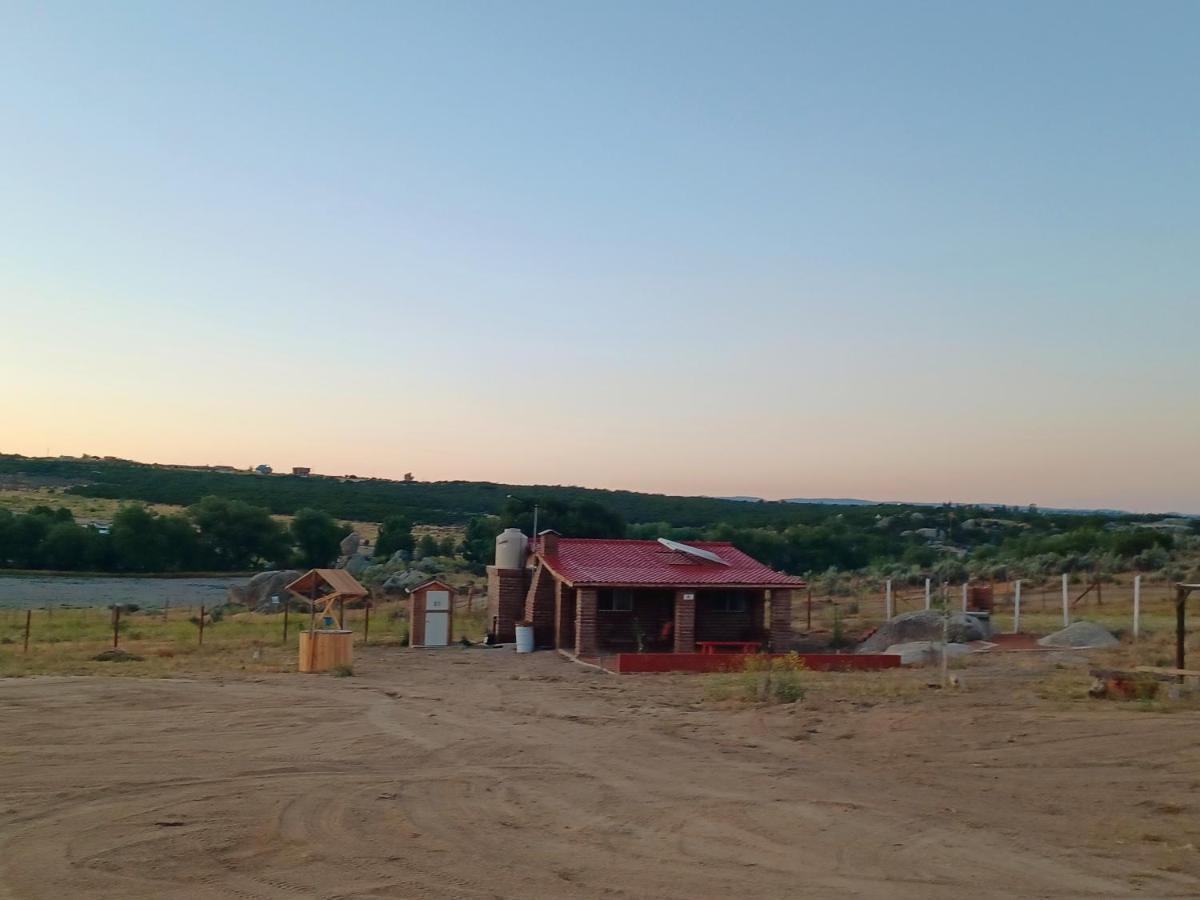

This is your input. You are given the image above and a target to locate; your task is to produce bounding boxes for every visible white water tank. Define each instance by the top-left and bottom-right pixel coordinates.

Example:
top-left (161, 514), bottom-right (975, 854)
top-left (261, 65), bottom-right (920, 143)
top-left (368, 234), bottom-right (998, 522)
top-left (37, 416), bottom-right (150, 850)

top-left (495, 528), bottom-right (527, 569)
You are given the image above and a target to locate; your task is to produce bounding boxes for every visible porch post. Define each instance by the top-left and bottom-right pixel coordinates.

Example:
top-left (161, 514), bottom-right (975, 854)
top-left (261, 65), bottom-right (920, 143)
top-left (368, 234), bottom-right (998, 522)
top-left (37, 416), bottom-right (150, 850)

top-left (576, 588), bottom-right (598, 657)
top-left (770, 588), bottom-right (794, 650)
top-left (673, 589), bottom-right (696, 653)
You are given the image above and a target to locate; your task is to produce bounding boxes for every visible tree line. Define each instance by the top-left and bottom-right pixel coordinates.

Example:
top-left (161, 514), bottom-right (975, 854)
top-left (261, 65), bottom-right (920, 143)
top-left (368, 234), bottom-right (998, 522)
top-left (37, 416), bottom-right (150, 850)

top-left (0, 498), bottom-right (356, 573)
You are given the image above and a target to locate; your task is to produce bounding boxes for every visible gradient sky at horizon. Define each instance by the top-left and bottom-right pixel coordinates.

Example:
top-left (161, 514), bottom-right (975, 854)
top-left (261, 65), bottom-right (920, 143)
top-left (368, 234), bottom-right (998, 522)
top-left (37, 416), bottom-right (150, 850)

top-left (2, 1), bottom-right (1197, 513)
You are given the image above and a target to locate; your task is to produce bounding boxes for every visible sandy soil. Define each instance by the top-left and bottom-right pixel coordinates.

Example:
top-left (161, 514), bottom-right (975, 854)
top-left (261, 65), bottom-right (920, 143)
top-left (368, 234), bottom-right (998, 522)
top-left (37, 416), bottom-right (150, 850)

top-left (1, 650), bottom-right (1198, 899)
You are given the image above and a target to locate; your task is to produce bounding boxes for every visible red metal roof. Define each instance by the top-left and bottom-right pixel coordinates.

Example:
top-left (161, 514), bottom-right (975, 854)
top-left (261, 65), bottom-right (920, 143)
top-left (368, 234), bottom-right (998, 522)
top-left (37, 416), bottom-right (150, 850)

top-left (539, 539), bottom-right (805, 589)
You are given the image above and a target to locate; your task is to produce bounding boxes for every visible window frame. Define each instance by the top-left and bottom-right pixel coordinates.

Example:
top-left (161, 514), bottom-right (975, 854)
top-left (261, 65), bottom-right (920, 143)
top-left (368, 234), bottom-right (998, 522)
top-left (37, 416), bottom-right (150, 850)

top-left (598, 589), bottom-right (634, 613)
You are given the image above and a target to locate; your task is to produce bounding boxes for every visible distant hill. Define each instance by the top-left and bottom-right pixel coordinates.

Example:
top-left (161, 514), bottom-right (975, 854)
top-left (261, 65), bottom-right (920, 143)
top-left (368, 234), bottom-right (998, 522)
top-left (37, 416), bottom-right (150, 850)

top-left (0, 454), bottom-right (1178, 529)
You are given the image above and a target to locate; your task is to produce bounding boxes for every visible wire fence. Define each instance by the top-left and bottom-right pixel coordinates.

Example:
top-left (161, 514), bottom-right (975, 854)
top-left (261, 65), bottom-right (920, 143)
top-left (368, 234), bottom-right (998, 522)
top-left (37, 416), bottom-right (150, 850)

top-left (796, 574), bottom-right (1183, 637)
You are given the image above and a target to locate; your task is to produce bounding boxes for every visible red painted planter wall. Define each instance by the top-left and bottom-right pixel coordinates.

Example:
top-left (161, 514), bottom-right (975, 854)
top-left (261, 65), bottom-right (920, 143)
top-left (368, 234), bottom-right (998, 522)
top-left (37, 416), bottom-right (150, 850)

top-left (609, 652), bottom-right (901, 674)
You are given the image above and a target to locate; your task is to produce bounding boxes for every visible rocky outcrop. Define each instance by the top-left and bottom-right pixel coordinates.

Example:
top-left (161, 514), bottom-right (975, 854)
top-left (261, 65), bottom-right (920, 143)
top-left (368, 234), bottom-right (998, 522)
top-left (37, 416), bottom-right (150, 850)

top-left (227, 570), bottom-right (303, 612)
top-left (1037, 621), bottom-right (1119, 649)
top-left (857, 610), bottom-right (988, 653)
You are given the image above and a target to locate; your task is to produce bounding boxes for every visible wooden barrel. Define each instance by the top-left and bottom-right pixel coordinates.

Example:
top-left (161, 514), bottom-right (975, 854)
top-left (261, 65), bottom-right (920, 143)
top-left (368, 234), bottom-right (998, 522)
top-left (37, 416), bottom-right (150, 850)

top-left (298, 630), bottom-right (354, 673)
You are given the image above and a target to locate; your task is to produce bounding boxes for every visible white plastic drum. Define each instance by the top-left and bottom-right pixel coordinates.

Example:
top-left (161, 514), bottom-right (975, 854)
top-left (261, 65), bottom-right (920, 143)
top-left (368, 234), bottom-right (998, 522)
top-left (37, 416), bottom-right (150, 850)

top-left (515, 624), bottom-right (535, 653)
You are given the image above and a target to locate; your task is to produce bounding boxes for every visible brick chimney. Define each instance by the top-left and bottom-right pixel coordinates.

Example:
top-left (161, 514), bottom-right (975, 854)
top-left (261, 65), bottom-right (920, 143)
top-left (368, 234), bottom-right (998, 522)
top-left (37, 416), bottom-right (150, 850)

top-left (538, 529), bottom-right (560, 555)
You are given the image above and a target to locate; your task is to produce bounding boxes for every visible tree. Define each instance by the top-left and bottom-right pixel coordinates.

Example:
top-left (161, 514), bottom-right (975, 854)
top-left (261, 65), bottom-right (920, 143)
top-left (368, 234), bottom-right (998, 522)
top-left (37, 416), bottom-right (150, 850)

top-left (41, 521), bottom-right (94, 570)
top-left (417, 534), bottom-right (439, 558)
top-left (376, 515), bottom-right (415, 557)
top-left (290, 507), bottom-right (344, 568)
top-left (188, 496), bottom-right (289, 569)
top-left (110, 506), bottom-right (171, 572)
top-left (462, 515), bottom-right (501, 571)
top-left (438, 535), bottom-right (458, 557)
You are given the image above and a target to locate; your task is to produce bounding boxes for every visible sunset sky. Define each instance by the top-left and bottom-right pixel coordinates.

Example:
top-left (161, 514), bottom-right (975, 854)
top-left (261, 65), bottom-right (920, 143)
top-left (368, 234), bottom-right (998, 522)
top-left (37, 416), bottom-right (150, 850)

top-left (2, 2), bottom-right (1197, 513)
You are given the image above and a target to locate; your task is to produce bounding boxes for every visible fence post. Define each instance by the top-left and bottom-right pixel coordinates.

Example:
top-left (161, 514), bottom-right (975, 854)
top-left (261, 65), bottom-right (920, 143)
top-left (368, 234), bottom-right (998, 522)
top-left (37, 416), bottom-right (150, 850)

top-left (961, 582), bottom-right (968, 612)
top-left (112, 605), bottom-right (120, 649)
top-left (199, 605), bottom-right (205, 646)
top-left (1061, 574), bottom-right (1070, 627)
top-left (1012, 580), bottom-right (1022, 634)
top-left (806, 586), bottom-right (812, 631)
top-left (282, 600), bottom-right (290, 645)
top-left (884, 580), bottom-right (893, 619)
top-left (364, 603), bottom-right (371, 644)
top-left (924, 578), bottom-right (931, 610)
top-left (1133, 575), bottom-right (1141, 639)
top-left (23, 609), bottom-right (31, 653)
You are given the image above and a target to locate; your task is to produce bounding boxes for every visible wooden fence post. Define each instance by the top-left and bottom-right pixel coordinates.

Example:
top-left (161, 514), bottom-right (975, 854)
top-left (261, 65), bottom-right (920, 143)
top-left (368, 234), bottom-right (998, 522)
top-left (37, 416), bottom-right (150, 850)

top-left (924, 578), bottom-right (931, 610)
top-left (884, 580), bottom-right (893, 619)
top-left (112, 605), bottom-right (120, 649)
top-left (961, 582), bottom-right (968, 612)
top-left (805, 587), bottom-right (812, 631)
top-left (23, 609), bottom-right (31, 653)
top-left (364, 603), bottom-right (371, 644)
top-left (199, 605), bottom-right (205, 646)
top-left (1061, 574), bottom-right (1070, 627)
top-left (1133, 575), bottom-right (1141, 639)
top-left (282, 600), bottom-right (290, 645)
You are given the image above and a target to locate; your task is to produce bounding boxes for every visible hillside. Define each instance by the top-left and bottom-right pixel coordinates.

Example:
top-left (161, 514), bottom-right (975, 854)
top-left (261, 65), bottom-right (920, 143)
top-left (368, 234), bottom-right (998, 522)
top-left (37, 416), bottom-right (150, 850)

top-left (0, 454), bottom-right (926, 530)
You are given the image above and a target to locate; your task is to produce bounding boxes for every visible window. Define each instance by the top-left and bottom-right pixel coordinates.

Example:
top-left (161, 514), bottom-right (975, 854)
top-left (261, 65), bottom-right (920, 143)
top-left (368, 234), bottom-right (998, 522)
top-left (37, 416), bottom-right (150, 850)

top-left (599, 589), bottom-right (633, 612)
top-left (708, 592), bottom-right (748, 613)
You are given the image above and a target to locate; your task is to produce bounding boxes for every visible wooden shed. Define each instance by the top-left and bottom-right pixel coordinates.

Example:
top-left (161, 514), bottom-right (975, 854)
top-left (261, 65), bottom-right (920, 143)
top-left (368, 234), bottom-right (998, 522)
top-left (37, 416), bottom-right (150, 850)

top-left (407, 579), bottom-right (455, 648)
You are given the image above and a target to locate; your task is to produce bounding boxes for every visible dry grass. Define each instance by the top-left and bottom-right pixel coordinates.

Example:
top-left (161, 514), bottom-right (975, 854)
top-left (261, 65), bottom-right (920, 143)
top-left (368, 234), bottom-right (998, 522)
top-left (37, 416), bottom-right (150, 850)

top-left (0, 604), bottom-right (490, 677)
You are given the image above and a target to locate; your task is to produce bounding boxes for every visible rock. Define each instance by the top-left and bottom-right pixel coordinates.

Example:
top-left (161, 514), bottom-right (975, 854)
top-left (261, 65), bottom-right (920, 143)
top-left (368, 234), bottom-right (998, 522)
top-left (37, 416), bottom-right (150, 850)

top-left (92, 649), bottom-right (144, 662)
top-left (342, 555), bottom-right (369, 578)
top-left (1037, 621), bottom-right (1119, 649)
top-left (857, 610), bottom-right (988, 653)
top-left (340, 532), bottom-right (361, 557)
top-left (382, 570), bottom-right (430, 594)
top-left (883, 641), bottom-right (973, 666)
top-left (388, 550), bottom-right (410, 566)
top-left (227, 570), bottom-right (303, 613)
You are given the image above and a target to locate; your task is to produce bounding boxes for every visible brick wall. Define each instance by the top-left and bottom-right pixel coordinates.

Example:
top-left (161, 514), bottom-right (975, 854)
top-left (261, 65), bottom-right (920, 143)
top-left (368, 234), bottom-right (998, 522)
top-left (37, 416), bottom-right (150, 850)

top-left (575, 588), bottom-right (598, 656)
top-left (487, 566), bottom-right (529, 643)
top-left (770, 588), bottom-right (794, 650)
top-left (673, 589), bottom-right (696, 652)
top-left (524, 562), bottom-right (557, 648)
top-left (554, 580), bottom-right (576, 650)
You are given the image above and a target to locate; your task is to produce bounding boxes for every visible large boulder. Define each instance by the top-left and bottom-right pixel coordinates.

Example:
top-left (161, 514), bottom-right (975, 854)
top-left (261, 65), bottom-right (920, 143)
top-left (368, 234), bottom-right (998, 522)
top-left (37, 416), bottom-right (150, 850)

top-left (858, 610), bottom-right (988, 653)
top-left (340, 532), bottom-right (361, 557)
top-left (1037, 621), bottom-right (1119, 649)
top-left (342, 555), bottom-right (369, 578)
top-left (382, 570), bottom-right (430, 594)
top-left (227, 570), bottom-right (302, 612)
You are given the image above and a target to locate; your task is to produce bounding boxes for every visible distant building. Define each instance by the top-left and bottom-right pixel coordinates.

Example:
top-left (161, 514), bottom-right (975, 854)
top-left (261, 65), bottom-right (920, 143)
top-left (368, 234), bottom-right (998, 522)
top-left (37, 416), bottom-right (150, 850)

top-left (292, 467), bottom-right (311, 477)
top-left (255, 464), bottom-right (273, 475)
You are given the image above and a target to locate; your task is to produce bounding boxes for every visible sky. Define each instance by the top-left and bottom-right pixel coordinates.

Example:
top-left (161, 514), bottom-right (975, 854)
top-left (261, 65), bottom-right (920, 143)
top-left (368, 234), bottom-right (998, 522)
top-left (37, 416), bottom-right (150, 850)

top-left (1, 1), bottom-right (1197, 513)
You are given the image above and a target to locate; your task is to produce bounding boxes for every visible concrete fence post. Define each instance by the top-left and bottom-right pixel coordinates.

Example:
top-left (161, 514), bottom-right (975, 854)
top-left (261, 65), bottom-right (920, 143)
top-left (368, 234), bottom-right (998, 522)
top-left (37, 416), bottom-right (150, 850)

top-left (1061, 573), bottom-right (1070, 627)
top-left (884, 580), bottom-right (893, 619)
top-left (1012, 580), bottom-right (1022, 634)
top-left (924, 578), bottom-right (931, 610)
top-left (961, 582), bottom-right (968, 612)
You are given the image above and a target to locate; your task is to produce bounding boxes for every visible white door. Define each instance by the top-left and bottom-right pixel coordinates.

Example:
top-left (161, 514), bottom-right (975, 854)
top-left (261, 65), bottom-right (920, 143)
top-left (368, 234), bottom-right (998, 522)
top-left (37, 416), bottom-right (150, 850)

top-left (424, 612), bottom-right (449, 646)
top-left (424, 591), bottom-right (450, 646)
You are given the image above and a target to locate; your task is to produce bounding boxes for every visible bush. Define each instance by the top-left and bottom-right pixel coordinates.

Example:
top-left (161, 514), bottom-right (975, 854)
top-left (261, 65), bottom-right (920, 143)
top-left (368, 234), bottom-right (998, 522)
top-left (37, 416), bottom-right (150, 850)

top-left (741, 653), bottom-right (807, 704)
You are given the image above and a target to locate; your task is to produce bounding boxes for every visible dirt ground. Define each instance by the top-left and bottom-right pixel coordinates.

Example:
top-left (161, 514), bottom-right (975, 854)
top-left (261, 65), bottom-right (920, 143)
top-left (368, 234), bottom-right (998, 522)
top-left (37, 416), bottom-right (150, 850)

top-left (1, 650), bottom-right (1198, 899)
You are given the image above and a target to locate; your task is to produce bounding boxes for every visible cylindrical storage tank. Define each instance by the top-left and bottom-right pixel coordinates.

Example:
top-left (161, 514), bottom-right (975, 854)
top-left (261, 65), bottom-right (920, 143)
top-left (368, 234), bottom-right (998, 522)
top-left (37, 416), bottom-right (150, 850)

top-left (515, 622), bottom-right (535, 653)
top-left (495, 528), bottom-right (527, 570)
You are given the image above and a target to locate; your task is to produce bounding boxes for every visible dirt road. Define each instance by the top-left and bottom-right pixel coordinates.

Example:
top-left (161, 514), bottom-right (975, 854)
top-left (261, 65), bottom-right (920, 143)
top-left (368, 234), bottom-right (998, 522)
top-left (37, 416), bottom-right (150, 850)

top-left (1, 649), bottom-right (1197, 898)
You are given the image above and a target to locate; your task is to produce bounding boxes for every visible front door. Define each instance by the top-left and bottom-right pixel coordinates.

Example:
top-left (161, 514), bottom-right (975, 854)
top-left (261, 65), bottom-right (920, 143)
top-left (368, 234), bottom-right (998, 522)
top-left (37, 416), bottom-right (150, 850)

top-left (424, 590), bottom-right (450, 646)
